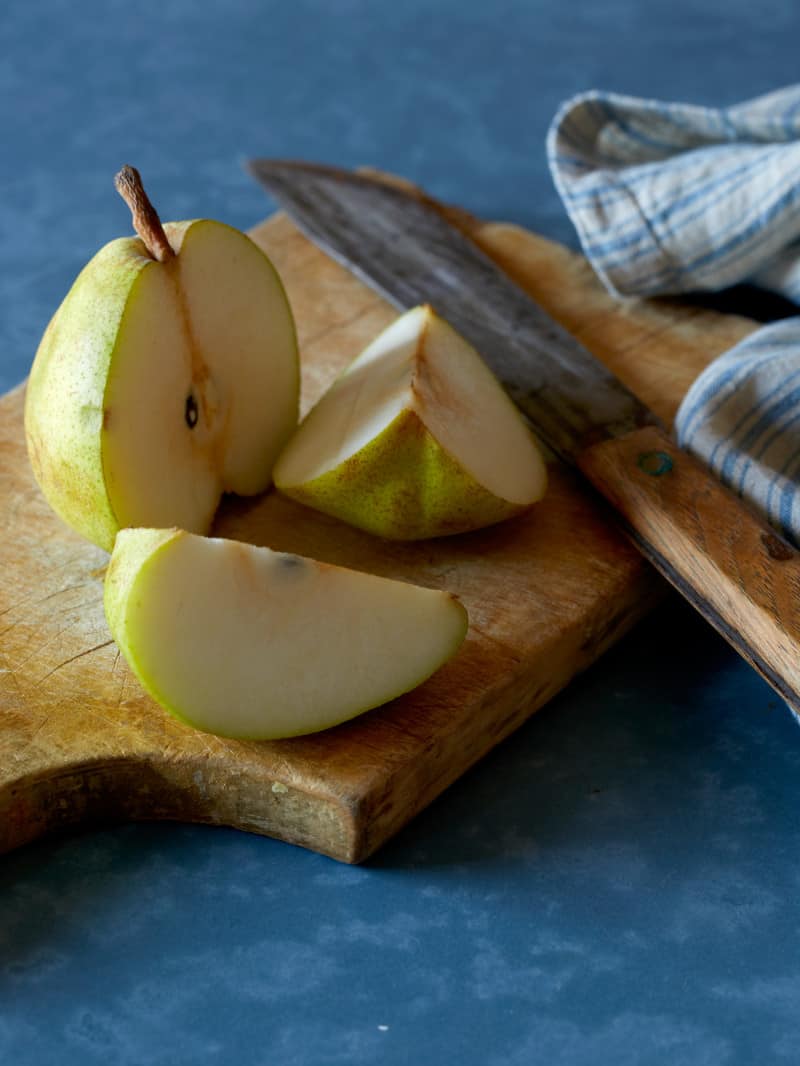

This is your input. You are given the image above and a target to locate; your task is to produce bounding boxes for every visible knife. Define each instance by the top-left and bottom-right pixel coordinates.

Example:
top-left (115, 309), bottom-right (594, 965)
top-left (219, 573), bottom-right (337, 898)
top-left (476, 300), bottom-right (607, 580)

top-left (247, 159), bottom-right (800, 713)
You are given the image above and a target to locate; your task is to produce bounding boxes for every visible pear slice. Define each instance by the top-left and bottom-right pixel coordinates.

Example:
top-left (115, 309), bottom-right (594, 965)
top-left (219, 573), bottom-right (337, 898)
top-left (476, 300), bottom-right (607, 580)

top-left (25, 167), bottom-right (298, 551)
top-left (104, 529), bottom-right (468, 740)
top-left (273, 305), bottom-right (547, 539)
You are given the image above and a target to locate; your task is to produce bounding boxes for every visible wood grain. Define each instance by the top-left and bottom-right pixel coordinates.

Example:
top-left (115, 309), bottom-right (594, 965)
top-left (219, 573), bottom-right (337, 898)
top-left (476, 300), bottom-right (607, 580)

top-left (579, 423), bottom-right (800, 712)
top-left (0, 208), bottom-right (757, 863)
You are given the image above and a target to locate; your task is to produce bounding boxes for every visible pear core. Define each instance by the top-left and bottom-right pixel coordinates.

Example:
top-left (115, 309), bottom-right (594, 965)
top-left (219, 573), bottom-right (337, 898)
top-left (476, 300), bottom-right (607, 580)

top-left (105, 529), bottom-right (468, 740)
top-left (25, 220), bottom-right (298, 550)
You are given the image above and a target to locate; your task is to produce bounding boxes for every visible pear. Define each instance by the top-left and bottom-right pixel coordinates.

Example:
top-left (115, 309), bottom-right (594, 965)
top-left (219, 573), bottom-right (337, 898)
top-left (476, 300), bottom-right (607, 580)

top-left (104, 528), bottom-right (468, 740)
top-left (25, 166), bottom-right (298, 551)
top-left (273, 305), bottom-right (547, 539)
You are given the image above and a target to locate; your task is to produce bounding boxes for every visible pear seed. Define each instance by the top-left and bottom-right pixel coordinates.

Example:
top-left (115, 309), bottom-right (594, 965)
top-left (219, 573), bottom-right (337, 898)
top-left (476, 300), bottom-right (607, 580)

top-left (185, 394), bottom-right (199, 429)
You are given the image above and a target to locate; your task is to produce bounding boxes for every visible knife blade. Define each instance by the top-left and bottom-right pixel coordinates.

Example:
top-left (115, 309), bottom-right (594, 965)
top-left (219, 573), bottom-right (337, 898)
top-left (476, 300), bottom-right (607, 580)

top-left (245, 160), bottom-right (657, 464)
top-left (247, 159), bottom-right (800, 713)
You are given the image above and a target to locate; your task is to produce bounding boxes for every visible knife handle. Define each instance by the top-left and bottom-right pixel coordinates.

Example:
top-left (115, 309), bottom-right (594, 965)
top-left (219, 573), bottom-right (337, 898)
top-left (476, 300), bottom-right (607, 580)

top-left (578, 424), bottom-right (800, 711)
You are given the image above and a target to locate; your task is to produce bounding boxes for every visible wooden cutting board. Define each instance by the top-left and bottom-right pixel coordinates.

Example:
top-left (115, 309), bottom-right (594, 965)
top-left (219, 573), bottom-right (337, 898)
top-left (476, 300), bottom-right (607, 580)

top-left (0, 201), bottom-right (757, 863)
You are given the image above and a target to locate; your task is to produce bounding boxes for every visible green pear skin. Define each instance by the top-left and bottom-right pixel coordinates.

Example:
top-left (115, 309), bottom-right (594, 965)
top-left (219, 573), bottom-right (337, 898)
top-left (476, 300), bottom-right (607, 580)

top-left (274, 305), bottom-right (548, 540)
top-left (104, 528), bottom-right (469, 740)
top-left (25, 237), bottom-right (153, 550)
top-left (282, 407), bottom-right (535, 539)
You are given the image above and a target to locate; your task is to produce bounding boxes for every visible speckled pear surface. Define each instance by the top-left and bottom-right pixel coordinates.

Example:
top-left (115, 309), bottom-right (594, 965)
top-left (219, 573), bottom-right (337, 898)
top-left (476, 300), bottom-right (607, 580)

top-left (274, 305), bottom-right (547, 539)
top-left (24, 237), bottom-right (151, 548)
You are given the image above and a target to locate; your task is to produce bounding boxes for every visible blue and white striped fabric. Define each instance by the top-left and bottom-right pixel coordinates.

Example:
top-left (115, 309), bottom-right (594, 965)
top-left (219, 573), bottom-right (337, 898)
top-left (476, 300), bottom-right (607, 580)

top-left (547, 86), bottom-right (800, 301)
top-left (677, 319), bottom-right (800, 544)
top-left (548, 86), bottom-right (800, 546)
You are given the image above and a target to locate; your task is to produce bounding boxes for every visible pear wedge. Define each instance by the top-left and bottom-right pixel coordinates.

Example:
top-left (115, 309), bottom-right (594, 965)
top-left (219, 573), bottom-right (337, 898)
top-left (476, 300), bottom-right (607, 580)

top-left (25, 168), bottom-right (298, 551)
top-left (104, 529), bottom-right (468, 740)
top-left (273, 305), bottom-right (547, 539)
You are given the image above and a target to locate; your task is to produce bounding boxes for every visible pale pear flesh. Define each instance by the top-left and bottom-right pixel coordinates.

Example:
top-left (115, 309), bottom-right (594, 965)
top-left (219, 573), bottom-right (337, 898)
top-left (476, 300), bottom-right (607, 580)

top-left (104, 529), bottom-right (469, 740)
top-left (273, 305), bottom-right (548, 539)
top-left (25, 221), bottom-right (298, 550)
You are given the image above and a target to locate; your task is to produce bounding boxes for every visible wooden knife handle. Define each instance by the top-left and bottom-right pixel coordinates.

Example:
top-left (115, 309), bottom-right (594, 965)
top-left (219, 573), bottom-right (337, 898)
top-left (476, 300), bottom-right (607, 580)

top-left (578, 423), bottom-right (800, 712)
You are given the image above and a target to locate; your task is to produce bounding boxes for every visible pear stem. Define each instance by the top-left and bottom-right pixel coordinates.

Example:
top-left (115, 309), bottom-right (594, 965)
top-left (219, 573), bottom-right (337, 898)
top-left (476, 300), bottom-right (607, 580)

top-left (114, 165), bottom-right (175, 262)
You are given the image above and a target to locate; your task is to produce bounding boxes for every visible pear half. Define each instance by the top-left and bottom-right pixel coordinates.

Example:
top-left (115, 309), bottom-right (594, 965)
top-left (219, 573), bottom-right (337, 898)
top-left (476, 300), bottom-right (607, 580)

top-left (105, 529), bottom-right (468, 740)
top-left (273, 305), bottom-right (547, 539)
top-left (25, 183), bottom-right (298, 551)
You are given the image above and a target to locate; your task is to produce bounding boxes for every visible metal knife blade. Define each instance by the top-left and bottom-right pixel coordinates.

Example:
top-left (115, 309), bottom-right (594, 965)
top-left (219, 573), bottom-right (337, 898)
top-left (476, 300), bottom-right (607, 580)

top-left (245, 160), bottom-right (658, 464)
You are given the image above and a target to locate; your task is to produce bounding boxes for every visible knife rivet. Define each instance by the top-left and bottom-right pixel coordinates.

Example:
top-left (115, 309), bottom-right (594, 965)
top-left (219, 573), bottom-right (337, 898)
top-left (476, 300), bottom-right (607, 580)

top-left (637, 450), bottom-right (673, 477)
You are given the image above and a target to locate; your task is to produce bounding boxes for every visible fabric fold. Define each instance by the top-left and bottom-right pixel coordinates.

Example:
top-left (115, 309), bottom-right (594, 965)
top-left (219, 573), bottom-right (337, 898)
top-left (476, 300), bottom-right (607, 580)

top-left (547, 86), bottom-right (800, 302)
top-left (548, 85), bottom-right (800, 546)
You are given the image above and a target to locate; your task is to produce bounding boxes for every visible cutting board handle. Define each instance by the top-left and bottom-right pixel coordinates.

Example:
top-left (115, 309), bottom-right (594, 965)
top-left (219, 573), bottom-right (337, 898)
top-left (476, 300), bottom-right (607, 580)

top-left (579, 424), bottom-right (800, 712)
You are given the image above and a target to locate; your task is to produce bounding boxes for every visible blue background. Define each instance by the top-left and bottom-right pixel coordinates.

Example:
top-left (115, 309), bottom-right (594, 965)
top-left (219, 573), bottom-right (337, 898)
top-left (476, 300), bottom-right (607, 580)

top-left (3, 2), bottom-right (800, 1063)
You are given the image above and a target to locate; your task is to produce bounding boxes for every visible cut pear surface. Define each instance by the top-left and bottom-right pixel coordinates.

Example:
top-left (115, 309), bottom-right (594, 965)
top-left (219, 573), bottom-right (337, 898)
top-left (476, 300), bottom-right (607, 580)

top-left (104, 529), bottom-right (469, 740)
top-left (273, 305), bottom-right (548, 539)
top-left (25, 218), bottom-right (298, 551)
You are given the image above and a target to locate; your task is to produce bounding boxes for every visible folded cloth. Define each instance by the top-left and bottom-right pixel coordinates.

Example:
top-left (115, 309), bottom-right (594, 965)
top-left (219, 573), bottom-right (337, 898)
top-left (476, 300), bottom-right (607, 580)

top-left (677, 319), bottom-right (800, 545)
top-left (548, 86), bottom-right (800, 546)
top-left (547, 86), bottom-right (800, 301)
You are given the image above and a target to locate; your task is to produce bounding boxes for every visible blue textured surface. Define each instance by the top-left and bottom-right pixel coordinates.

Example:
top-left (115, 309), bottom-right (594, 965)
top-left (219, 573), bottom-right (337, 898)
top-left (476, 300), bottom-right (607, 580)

top-left (3, 2), bottom-right (800, 1063)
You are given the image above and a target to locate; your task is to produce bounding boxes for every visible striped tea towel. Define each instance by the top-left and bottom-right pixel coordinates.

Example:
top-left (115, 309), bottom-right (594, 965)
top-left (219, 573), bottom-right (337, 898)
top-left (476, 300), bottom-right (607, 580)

top-left (547, 86), bottom-right (800, 546)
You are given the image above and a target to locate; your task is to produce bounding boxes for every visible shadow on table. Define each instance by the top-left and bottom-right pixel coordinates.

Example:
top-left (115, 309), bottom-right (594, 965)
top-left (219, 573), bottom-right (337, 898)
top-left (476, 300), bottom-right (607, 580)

top-left (369, 595), bottom-right (793, 872)
top-left (0, 821), bottom-right (215, 992)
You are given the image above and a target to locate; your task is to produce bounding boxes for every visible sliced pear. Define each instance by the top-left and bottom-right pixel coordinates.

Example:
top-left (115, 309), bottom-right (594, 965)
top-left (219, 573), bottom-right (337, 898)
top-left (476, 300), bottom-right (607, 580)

top-left (273, 305), bottom-right (547, 539)
top-left (25, 167), bottom-right (298, 551)
top-left (104, 529), bottom-right (468, 740)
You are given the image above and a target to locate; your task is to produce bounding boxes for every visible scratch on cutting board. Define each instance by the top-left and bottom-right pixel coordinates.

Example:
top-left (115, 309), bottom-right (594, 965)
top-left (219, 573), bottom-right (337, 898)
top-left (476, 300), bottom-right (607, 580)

top-left (27, 713), bottom-right (53, 747)
top-left (465, 620), bottom-right (524, 664)
top-left (0, 555), bottom-right (99, 620)
top-left (113, 656), bottom-right (130, 713)
top-left (0, 590), bottom-right (41, 619)
top-left (1, 594), bottom-right (98, 644)
top-left (37, 581), bottom-right (93, 604)
top-left (37, 639), bottom-right (115, 684)
top-left (11, 616), bottom-right (87, 671)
